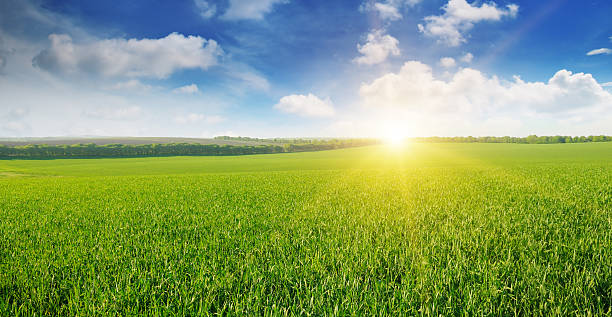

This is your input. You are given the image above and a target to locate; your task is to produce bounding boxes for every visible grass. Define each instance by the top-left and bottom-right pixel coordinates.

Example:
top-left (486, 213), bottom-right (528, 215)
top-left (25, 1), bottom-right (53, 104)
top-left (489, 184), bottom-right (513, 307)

top-left (0, 143), bottom-right (610, 315)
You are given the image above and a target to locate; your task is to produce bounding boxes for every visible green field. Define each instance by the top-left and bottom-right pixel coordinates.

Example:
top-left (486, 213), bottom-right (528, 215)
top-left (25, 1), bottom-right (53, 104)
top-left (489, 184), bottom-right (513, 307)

top-left (1, 143), bottom-right (611, 315)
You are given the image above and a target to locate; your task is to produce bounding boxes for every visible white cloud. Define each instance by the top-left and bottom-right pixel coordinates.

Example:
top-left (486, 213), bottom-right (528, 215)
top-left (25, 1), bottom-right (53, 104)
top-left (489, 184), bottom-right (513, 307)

top-left (602, 82), bottom-right (612, 87)
top-left (33, 32), bottom-right (222, 79)
top-left (109, 79), bottom-right (153, 92)
top-left (418, 0), bottom-right (518, 46)
top-left (274, 94), bottom-right (335, 117)
top-left (194, 0), bottom-right (216, 19)
top-left (587, 48), bottom-right (612, 56)
top-left (439, 57), bottom-right (456, 68)
top-left (174, 113), bottom-right (224, 124)
top-left (173, 84), bottom-right (199, 94)
top-left (354, 30), bottom-right (400, 65)
top-left (360, 61), bottom-right (612, 116)
top-left (84, 106), bottom-right (143, 120)
top-left (460, 52), bottom-right (474, 63)
top-left (373, 3), bottom-right (402, 21)
top-left (360, 0), bottom-right (421, 21)
top-left (222, 0), bottom-right (288, 20)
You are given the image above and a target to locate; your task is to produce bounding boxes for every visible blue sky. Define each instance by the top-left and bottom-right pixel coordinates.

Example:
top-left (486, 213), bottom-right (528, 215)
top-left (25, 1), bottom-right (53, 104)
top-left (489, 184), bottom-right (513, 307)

top-left (1, 0), bottom-right (611, 138)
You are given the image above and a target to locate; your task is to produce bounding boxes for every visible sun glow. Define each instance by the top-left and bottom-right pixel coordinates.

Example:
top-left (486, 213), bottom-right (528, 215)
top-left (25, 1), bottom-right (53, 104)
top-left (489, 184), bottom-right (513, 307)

top-left (384, 133), bottom-right (405, 147)
top-left (380, 123), bottom-right (410, 148)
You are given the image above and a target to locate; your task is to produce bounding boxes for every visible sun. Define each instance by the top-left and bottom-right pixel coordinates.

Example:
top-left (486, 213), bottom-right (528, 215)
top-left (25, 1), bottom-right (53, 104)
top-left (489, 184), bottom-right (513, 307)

top-left (384, 133), bottom-right (405, 147)
top-left (381, 124), bottom-right (409, 148)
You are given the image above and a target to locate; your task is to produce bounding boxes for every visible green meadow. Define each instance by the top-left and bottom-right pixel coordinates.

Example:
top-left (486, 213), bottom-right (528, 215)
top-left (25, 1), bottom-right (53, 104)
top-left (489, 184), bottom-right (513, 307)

top-left (1, 143), bottom-right (611, 315)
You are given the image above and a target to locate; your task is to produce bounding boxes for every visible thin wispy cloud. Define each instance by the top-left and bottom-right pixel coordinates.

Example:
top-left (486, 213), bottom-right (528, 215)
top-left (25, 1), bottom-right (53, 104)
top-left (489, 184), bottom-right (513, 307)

top-left (173, 84), bottom-right (199, 94)
top-left (194, 0), bottom-right (216, 19)
top-left (587, 48), bottom-right (612, 56)
top-left (439, 57), bottom-right (456, 68)
top-left (174, 113), bottom-right (224, 124)
top-left (221, 0), bottom-right (288, 20)
top-left (109, 80), bottom-right (154, 92)
top-left (84, 106), bottom-right (143, 121)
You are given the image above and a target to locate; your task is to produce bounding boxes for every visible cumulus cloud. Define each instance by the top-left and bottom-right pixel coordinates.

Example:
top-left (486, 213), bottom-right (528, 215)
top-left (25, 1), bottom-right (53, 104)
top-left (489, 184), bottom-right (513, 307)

top-left (354, 30), bottom-right (400, 65)
top-left (586, 48), bottom-right (611, 56)
top-left (602, 82), bottom-right (612, 87)
top-left (194, 0), bottom-right (216, 19)
top-left (33, 32), bottom-right (222, 79)
top-left (84, 106), bottom-right (143, 120)
top-left (275, 94), bottom-right (335, 117)
top-left (222, 0), bottom-right (288, 20)
top-left (418, 0), bottom-right (518, 46)
top-left (360, 0), bottom-right (421, 21)
top-left (372, 3), bottom-right (402, 21)
top-left (360, 61), bottom-right (612, 116)
top-left (174, 113), bottom-right (225, 124)
top-left (439, 57), bottom-right (456, 68)
top-left (173, 84), bottom-right (199, 94)
top-left (460, 52), bottom-right (474, 63)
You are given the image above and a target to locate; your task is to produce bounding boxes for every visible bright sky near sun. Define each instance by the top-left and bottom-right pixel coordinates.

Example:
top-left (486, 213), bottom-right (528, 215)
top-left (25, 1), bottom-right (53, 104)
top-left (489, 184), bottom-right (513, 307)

top-left (1, 0), bottom-right (611, 138)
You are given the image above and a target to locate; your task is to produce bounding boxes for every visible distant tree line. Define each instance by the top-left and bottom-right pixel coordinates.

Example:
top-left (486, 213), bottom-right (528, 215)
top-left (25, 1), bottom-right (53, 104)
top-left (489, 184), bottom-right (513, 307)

top-left (0, 139), bottom-right (378, 159)
top-left (412, 135), bottom-right (612, 144)
top-left (2, 135), bottom-right (610, 159)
